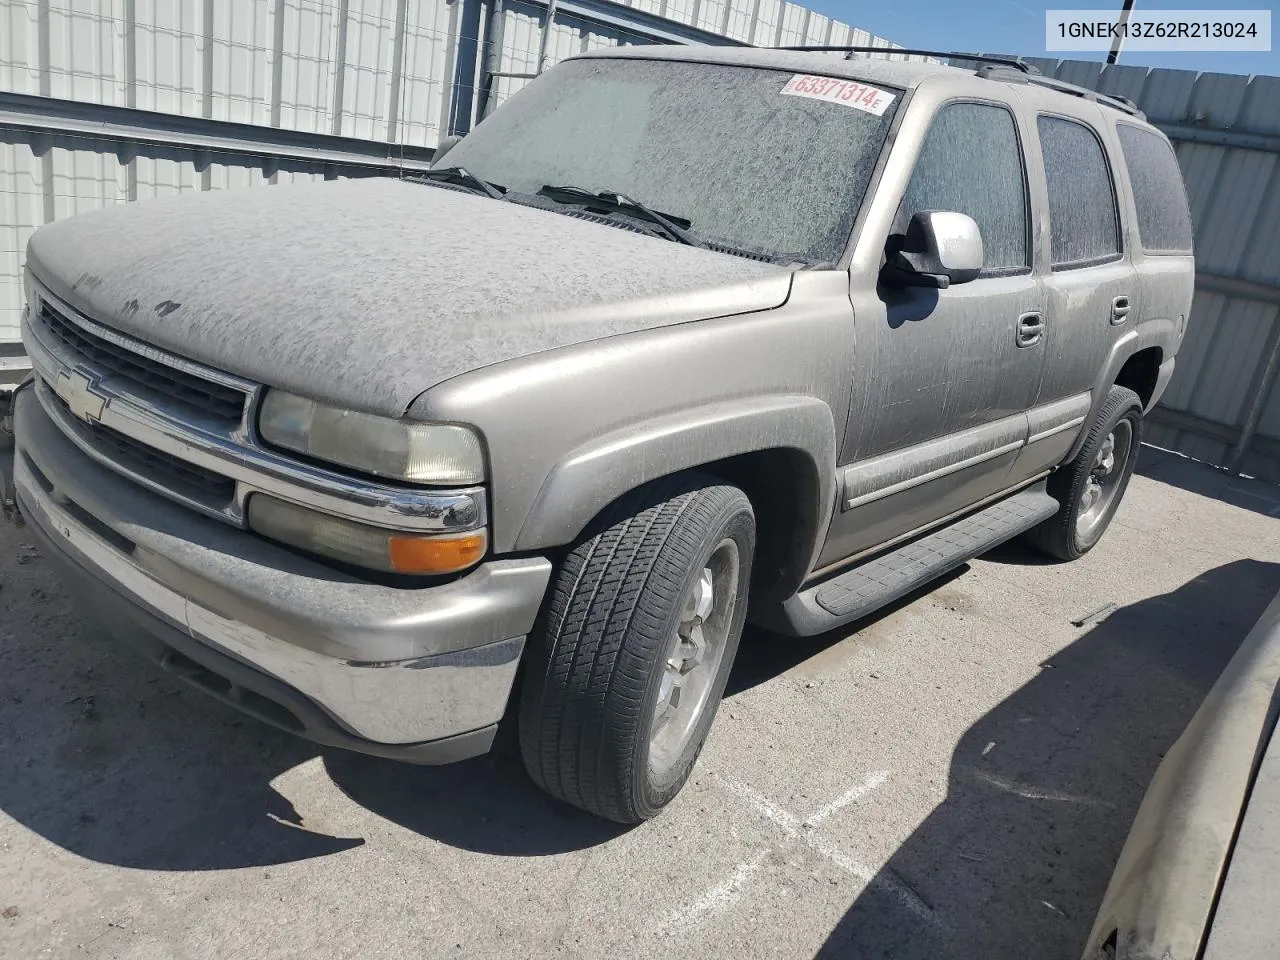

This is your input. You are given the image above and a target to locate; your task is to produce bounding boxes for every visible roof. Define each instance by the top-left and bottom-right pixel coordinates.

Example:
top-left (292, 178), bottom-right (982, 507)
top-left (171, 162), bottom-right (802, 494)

top-left (572, 44), bottom-right (971, 90)
top-left (570, 46), bottom-right (1148, 120)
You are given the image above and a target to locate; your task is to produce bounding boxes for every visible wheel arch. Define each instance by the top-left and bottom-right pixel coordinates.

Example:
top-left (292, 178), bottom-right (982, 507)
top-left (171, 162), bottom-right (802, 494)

top-left (512, 395), bottom-right (837, 601)
top-left (1063, 325), bottom-right (1175, 465)
top-left (1114, 345), bottom-right (1164, 410)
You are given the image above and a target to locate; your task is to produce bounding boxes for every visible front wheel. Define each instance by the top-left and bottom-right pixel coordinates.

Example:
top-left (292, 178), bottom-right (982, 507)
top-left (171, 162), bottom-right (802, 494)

top-left (1026, 384), bottom-right (1143, 560)
top-left (518, 474), bottom-right (754, 823)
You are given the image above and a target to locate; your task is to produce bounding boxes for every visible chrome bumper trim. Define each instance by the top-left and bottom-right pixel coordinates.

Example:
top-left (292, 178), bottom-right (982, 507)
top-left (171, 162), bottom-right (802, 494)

top-left (12, 386), bottom-right (552, 745)
top-left (13, 447), bottom-right (533, 745)
top-left (21, 284), bottom-right (486, 533)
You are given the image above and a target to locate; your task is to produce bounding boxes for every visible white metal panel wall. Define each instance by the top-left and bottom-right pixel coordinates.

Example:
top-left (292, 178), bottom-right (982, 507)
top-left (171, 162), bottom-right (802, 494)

top-left (1, 1), bottom-right (463, 146)
top-left (135, 0), bottom-right (205, 117)
top-left (397, 0), bottom-right (459, 146)
top-left (1018, 58), bottom-right (1280, 480)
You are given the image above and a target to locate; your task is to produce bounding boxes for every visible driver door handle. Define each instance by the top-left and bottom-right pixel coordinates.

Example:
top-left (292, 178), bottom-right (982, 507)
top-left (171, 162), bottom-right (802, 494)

top-left (1016, 311), bottom-right (1044, 348)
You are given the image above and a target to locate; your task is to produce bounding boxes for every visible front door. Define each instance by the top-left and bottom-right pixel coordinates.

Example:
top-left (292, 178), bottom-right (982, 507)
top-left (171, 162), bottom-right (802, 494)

top-left (820, 98), bottom-right (1045, 568)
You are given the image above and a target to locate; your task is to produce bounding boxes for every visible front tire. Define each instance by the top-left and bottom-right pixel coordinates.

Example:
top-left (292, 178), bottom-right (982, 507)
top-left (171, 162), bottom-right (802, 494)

top-left (518, 474), bottom-right (754, 823)
top-left (1026, 384), bottom-right (1143, 560)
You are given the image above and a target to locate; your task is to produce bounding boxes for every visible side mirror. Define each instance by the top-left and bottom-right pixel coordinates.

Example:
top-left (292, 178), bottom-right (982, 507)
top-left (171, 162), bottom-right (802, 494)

top-left (882, 211), bottom-right (984, 289)
top-left (432, 134), bottom-right (463, 165)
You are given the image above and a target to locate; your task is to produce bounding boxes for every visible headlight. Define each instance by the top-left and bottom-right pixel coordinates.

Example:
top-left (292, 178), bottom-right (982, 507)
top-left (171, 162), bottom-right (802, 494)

top-left (248, 494), bottom-right (487, 575)
top-left (258, 390), bottom-right (485, 484)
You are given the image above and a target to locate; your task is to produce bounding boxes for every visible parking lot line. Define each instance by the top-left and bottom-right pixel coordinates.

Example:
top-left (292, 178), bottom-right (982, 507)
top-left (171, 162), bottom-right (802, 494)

top-left (716, 772), bottom-right (939, 925)
top-left (804, 770), bottom-right (891, 826)
top-left (657, 854), bottom-right (768, 935)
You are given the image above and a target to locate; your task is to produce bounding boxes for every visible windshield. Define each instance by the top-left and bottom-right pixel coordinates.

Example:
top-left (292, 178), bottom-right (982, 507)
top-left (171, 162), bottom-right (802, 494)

top-left (441, 58), bottom-right (901, 264)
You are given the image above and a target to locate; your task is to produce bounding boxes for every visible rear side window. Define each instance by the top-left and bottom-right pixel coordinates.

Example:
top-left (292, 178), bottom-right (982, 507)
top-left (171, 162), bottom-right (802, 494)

top-left (900, 101), bottom-right (1028, 272)
top-left (1117, 124), bottom-right (1193, 254)
top-left (1038, 115), bottom-right (1121, 267)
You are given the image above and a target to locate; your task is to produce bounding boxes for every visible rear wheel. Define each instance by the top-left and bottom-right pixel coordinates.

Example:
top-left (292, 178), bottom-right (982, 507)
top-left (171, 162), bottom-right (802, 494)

top-left (1026, 384), bottom-right (1143, 560)
top-left (518, 473), bottom-right (754, 823)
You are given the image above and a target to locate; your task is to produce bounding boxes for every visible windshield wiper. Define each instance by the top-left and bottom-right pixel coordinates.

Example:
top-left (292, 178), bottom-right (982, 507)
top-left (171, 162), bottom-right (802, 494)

top-left (538, 184), bottom-right (703, 247)
top-left (409, 166), bottom-right (507, 200)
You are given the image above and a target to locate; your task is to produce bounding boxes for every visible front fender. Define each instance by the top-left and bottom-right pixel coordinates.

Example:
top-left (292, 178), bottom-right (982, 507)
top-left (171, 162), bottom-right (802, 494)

top-left (514, 395), bottom-right (836, 569)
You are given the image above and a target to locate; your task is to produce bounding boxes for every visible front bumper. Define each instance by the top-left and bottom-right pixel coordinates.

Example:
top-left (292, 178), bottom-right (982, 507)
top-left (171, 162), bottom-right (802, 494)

top-left (12, 384), bottom-right (552, 763)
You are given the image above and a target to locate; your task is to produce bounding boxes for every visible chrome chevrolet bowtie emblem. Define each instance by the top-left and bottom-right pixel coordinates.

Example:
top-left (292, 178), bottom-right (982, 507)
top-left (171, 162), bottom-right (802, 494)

top-left (56, 369), bottom-right (107, 424)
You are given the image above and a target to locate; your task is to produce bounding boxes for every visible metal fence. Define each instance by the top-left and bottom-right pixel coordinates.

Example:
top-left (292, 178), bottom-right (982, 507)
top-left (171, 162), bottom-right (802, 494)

top-left (1010, 58), bottom-right (1280, 482)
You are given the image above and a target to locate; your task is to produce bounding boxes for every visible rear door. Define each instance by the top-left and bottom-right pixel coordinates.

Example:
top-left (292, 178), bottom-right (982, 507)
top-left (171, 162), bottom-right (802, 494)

top-left (1015, 109), bottom-right (1139, 476)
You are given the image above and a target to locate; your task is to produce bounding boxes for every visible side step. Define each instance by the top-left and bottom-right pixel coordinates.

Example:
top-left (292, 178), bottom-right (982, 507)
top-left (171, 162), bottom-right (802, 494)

top-left (763, 482), bottom-right (1060, 637)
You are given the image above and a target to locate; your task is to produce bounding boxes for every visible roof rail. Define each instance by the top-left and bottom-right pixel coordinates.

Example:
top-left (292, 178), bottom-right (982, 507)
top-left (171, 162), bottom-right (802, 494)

top-left (979, 67), bottom-right (1147, 118)
top-left (771, 46), bottom-right (1039, 73)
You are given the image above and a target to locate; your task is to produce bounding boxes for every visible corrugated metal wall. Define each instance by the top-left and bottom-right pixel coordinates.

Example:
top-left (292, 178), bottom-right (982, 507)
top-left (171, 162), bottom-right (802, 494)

top-left (0, 0), bottom-right (912, 348)
top-left (1014, 58), bottom-right (1280, 481)
top-left (1, 0), bottom-right (462, 143)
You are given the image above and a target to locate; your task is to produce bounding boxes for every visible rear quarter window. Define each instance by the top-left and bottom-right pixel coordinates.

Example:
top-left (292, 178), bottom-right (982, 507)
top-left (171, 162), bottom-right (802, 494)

top-left (1116, 124), bottom-right (1194, 254)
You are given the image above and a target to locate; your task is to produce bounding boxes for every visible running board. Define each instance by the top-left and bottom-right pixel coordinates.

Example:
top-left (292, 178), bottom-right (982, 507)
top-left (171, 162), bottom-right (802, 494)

top-left (762, 482), bottom-right (1060, 637)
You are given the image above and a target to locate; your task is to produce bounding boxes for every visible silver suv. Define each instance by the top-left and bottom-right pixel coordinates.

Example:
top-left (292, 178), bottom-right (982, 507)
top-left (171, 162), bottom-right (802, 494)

top-left (9, 46), bottom-right (1193, 822)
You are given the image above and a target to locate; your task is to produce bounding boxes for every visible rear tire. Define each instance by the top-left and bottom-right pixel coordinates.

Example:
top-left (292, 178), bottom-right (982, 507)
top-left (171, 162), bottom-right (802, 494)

top-left (1026, 384), bottom-right (1143, 561)
top-left (518, 473), bottom-right (754, 823)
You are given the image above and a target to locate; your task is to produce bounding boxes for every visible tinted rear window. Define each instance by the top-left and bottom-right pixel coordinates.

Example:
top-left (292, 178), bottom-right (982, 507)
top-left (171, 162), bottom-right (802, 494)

top-left (1117, 124), bottom-right (1194, 254)
top-left (1038, 115), bottom-right (1121, 267)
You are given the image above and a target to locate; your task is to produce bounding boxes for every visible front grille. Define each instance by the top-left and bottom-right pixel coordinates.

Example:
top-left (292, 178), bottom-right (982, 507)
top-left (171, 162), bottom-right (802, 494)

top-left (38, 301), bottom-right (247, 425)
top-left (48, 388), bottom-right (236, 506)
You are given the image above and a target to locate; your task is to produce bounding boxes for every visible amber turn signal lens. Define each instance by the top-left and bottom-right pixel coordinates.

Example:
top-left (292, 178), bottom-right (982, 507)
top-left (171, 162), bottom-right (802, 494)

top-left (388, 531), bottom-right (488, 575)
top-left (247, 493), bottom-right (487, 576)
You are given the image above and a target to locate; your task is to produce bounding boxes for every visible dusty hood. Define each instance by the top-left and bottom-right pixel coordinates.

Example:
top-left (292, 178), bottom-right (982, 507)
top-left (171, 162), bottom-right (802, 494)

top-left (26, 177), bottom-right (791, 417)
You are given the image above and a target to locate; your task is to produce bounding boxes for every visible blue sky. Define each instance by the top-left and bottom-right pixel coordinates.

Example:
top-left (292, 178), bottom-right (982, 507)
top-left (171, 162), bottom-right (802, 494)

top-left (807, 0), bottom-right (1278, 76)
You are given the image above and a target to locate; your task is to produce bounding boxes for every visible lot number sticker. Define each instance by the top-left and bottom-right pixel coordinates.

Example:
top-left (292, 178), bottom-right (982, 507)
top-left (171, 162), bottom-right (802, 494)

top-left (780, 74), bottom-right (896, 116)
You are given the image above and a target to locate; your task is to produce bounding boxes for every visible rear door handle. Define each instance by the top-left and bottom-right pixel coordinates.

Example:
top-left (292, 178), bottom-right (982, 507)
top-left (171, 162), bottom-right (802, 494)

top-left (1016, 311), bottom-right (1044, 348)
top-left (1111, 295), bottom-right (1131, 325)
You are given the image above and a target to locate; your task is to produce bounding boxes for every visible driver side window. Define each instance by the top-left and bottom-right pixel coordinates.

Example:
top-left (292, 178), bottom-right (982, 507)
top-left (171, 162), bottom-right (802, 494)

top-left (899, 101), bottom-right (1030, 273)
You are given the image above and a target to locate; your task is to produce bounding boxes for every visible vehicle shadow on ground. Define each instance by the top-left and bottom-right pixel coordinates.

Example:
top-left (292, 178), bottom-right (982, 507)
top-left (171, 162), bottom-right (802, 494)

top-left (0, 613), bottom-right (360, 870)
top-left (815, 557), bottom-right (1280, 960)
top-left (0, 530), bottom-right (956, 869)
top-left (3, 535), bottom-right (1274, 879)
top-left (0, 574), bottom-right (633, 868)
top-left (322, 571), bottom-right (973, 854)
top-left (727, 565), bottom-right (970, 697)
